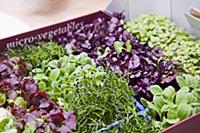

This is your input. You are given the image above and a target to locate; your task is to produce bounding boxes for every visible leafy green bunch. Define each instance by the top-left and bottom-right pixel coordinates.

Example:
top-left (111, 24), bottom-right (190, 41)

top-left (124, 14), bottom-right (193, 47)
top-left (165, 40), bottom-right (200, 75)
top-left (30, 53), bottom-right (157, 132)
top-left (30, 53), bottom-right (96, 103)
top-left (0, 108), bottom-right (17, 132)
top-left (8, 42), bottom-right (66, 68)
top-left (141, 75), bottom-right (200, 130)
top-left (1, 92), bottom-right (27, 110)
top-left (124, 14), bottom-right (200, 76)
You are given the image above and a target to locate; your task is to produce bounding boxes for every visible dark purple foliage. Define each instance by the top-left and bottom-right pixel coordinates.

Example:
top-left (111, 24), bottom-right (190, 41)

top-left (0, 58), bottom-right (26, 91)
top-left (58, 13), bottom-right (180, 99)
top-left (58, 13), bottom-right (137, 58)
top-left (20, 78), bottom-right (38, 96)
top-left (49, 109), bottom-right (65, 125)
top-left (0, 58), bottom-right (77, 133)
top-left (63, 111), bottom-right (77, 130)
top-left (24, 113), bottom-right (37, 122)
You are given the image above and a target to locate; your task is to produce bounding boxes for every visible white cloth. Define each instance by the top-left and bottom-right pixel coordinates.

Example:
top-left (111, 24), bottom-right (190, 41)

top-left (0, 13), bottom-right (30, 39)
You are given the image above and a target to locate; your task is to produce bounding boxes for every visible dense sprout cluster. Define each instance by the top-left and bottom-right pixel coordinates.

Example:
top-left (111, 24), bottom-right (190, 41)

top-left (8, 42), bottom-right (66, 68)
top-left (2, 12), bottom-right (200, 132)
top-left (58, 13), bottom-right (137, 58)
top-left (31, 53), bottom-right (158, 132)
top-left (124, 14), bottom-right (200, 76)
top-left (58, 13), bottom-right (180, 99)
top-left (0, 58), bottom-right (76, 133)
top-left (124, 14), bottom-right (193, 47)
top-left (165, 40), bottom-right (200, 76)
